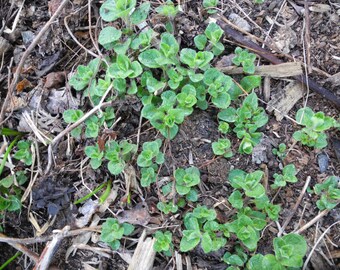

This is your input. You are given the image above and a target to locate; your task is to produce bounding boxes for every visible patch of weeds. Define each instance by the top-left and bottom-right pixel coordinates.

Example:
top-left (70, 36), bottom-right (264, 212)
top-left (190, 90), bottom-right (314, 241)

top-left (314, 176), bottom-right (340, 210)
top-left (293, 107), bottom-right (336, 149)
top-left (100, 218), bottom-right (134, 250)
top-left (271, 164), bottom-right (298, 189)
top-left (228, 169), bottom-right (281, 222)
top-left (61, 0), bottom-right (316, 267)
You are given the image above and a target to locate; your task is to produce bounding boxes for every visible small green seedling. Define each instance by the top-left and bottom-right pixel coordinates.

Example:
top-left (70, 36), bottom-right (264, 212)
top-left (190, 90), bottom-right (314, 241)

top-left (225, 207), bottom-right (266, 251)
top-left (314, 176), bottom-right (340, 210)
top-left (223, 245), bottom-right (248, 268)
top-left (228, 169), bottom-right (265, 199)
top-left (174, 166), bottom-right (200, 200)
top-left (105, 140), bottom-right (137, 175)
top-left (232, 47), bottom-right (257, 74)
top-left (180, 206), bottom-right (227, 253)
top-left (203, 0), bottom-right (218, 14)
top-left (155, 0), bottom-right (179, 18)
top-left (293, 107), bottom-right (336, 149)
top-left (218, 92), bottom-right (268, 154)
top-left (0, 171), bottom-right (27, 212)
top-left (271, 164), bottom-right (298, 189)
top-left (272, 143), bottom-right (287, 160)
top-left (212, 138), bottom-right (233, 158)
top-left (142, 91), bottom-right (187, 139)
top-left (247, 234), bottom-right (307, 269)
top-left (157, 201), bottom-right (178, 214)
top-left (154, 231), bottom-right (173, 256)
top-left (85, 140), bottom-right (136, 175)
top-left (137, 139), bottom-right (164, 167)
top-left (101, 218), bottom-right (134, 250)
top-left (13, 140), bottom-right (32, 166)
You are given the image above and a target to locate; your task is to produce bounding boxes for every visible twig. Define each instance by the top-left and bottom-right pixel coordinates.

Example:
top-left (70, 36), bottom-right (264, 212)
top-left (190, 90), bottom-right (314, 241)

top-left (0, 226), bottom-right (101, 245)
top-left (304, 0), bottom-right (312, 74)
top-left (0, 0), bottom-right (69, 126)
top-left (295, 209), bottom-right (334, 234)
top-left (215, 14), bottom-right (340, 110)
top-left (3, 241), bottom-right (39, 263)
top-left (302, 220), bottom-right (340, 270)
top-left (278, 176), bottom-right (311, 236)
top-left (33, 226), bottom-right (70, 270)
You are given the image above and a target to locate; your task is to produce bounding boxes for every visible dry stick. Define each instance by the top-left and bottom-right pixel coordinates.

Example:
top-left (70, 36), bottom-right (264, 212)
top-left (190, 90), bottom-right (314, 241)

top-left (33, 226), bottom-right (71, 270)
top-left (216, 15), bottom-right (340, 110)
top-left (278, 176), bottom-right (311, 237)
top-left (0, 226), bottom-right (101, 245)
top-left (3, 240), bottom-right (39, 263)
top-left (295, 209), bottom-right (333, 234)
top-left (0, 0), bottom-right (70, 126)
top-left (302, 220), bottom-right (340, 270)
top-left (304, 0), bottom-right (312, 74)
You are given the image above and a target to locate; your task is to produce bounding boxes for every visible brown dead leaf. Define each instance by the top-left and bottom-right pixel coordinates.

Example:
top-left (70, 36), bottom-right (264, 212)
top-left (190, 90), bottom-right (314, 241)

top-left (117, 203), bottom-right (150, 226)
top-left (16, 78), bottom-right (33, 92)
top-left (44, 72), bottom-right (65, 89)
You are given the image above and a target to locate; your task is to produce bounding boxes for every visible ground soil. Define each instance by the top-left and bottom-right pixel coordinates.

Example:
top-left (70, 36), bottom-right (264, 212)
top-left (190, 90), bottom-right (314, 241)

top-left (0, 0), bottom-right (339, 269)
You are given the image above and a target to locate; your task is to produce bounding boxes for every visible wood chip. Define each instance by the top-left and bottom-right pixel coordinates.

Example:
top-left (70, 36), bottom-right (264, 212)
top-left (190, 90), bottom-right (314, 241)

top-left (219, 62), bottom-right (302, 77)
top-left (266, 81), bottom-right (304, 121)
top-left (128, 230), bottom-right (156, 270)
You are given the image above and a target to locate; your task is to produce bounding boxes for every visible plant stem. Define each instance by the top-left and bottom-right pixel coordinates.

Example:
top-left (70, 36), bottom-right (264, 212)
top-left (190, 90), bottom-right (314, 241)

top-left (0, 252), bottom-right (21, 270)
top-left (0, 135), bottom-right (22, 176)
top-left (74, 182), bottom-right (107, 204)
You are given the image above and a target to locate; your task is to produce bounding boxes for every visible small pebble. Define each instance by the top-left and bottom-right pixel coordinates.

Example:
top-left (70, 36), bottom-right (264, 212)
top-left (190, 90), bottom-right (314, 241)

top-left (317, 153), bottom-right (329, 173)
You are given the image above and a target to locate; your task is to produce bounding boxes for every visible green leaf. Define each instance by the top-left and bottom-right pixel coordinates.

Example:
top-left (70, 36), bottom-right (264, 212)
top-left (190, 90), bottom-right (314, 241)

top-left (240, 76), bottom-right (261, 92)
top-left (273, 234), bottom-right (307, 268)
top-left (201, 232), bottom-right (213, 253)
top-left (100, 0), bottom-right (137, 22)
top-left (140, 167), bottom-right (157, 187)
top-left (204, 23), bottom-right (223, 44)
top-left (138, 49), bottom-right (162, 68)
top-left (194, 34), bottom-right (207, 50)
top-left (107, 161), bottom-right (125, 175)
top-left (218, 107), bottom-right (237, 122)
top-left (63, 110), bottom-right (84, 124)
top-left (186, 188), bottom-right (198, 202)
top-left (98, 26), bottom-right (122, 48)
top-left (180, 230), bottom-right (201, 252)
top-left (228, 190), bottom-right (243, 209)
top-left (130, 2), bottom-right (151, 24)
top-left (223, 252), bottom-right (244, 267)
top-left (180, 48), bottom-right (196, 68)
top-left (0, 175), bottom-right (14, 188)
top-left (155, 1), bottom-right (178, 17)
top-left (160, 33), bottom-right (179, 58)
top-left (122, 223), bottom-right (135, 235)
